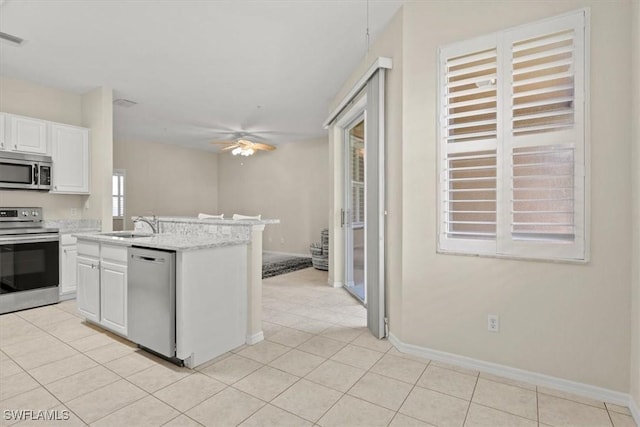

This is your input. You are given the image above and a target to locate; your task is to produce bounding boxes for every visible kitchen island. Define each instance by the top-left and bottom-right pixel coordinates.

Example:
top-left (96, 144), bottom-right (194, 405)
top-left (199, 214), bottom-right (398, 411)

top-left (75, 217), bottom-right (278, 368)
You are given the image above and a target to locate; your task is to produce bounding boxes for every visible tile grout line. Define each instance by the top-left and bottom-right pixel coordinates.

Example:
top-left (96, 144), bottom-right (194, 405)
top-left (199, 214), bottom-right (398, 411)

top-left (461, 371), bottom-right (480, 426)
top-left (0, 313), bottom-right (103, 426)
top-left (20, 306), bottom-right (188, 426)
top-left (605, 403), bottom-right (616, 427)
top-left (390, 358), bottom-right (432, 426)
top-left (536, 385), bottom-right (540, 426)
top-left (265, 307), bottom-right (365, 425)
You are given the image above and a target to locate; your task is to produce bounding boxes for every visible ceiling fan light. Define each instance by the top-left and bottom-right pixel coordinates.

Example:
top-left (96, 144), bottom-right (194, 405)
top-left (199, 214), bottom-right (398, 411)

top-left (231, 147), bottom-right (242, 156)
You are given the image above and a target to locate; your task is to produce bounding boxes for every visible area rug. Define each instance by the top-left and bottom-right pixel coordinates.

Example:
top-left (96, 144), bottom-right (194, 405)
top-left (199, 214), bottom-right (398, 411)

top-left (262, 252), bottom-right (313, 278)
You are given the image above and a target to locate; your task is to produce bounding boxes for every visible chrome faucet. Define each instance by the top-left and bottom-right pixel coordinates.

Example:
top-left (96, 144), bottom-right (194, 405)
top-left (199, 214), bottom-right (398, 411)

top-left (133, 215), bottom-right (159, 234)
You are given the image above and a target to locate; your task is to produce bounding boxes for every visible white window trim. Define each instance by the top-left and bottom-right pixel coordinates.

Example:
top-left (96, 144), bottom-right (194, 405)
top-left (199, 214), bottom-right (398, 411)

top-left (436, 9), bottom-right (590, 263)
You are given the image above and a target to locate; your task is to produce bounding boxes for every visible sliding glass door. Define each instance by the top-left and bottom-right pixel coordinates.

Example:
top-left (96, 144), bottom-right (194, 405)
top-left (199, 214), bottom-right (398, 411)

top-left (344, 118), bottom-right (366, 304)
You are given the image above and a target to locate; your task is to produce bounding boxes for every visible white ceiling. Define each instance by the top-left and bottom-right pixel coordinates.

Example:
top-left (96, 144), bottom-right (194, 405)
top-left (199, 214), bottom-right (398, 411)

top-left (0, 0), bottom-right (403, 151)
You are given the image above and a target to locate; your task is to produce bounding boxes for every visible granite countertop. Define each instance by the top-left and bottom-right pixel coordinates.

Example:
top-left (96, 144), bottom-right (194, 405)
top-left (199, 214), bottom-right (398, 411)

top-left (149, 216), bottom-right (280, 226)
top-left (74, 232), bottom-right (249, 252)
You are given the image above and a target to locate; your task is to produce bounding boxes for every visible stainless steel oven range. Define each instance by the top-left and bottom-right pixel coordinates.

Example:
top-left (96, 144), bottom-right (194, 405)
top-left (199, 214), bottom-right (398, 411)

top-left (0, 207), bottom-right (59, 314)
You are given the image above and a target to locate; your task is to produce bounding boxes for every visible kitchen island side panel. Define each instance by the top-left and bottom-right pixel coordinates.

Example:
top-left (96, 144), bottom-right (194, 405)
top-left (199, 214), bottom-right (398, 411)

top-left (175, 244), bottom-right (247, 367)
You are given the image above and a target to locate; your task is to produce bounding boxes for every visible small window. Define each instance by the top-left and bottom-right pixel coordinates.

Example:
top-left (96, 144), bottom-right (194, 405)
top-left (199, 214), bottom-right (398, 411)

top-left (438, 10), bottom-right (588, 261)
top-left (112, 170), bottom-right (125, 218)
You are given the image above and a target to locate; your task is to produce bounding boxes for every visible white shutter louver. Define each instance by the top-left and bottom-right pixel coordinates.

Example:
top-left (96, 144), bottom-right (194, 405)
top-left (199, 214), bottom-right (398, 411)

top-left (439, 10), bottom-right (587, 261)
top-left (501, 12), bottom-right (585, 259)
top-left (512, 30), bottom-right (576, 135)
top-left (440, 39), bottom-right (499, 252)
top-left (445, 48), bottom-right (498, 144)
top-left (351, 142), bottom-right (365, 224)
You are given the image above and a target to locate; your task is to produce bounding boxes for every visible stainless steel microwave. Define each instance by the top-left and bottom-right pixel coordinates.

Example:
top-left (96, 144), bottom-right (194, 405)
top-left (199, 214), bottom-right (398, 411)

top-left (0, 152), bottom-right (52, 191)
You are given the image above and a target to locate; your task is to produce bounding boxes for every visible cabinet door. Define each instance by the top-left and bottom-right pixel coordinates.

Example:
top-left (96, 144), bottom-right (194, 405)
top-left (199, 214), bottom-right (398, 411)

top-left (100, 261), bottom-right (127, 336)
top-left (60, 245), bottom-right (78, 295)
top-left (51, 124), bottom-right (90, 193)
top-left (8, 115), bottom-right (47, 154)
top-left (77, 255), bottom-right (100, 322)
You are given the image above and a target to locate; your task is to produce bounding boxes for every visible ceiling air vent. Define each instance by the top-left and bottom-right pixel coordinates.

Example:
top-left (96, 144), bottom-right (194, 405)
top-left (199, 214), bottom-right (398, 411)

top-left (0, 31), bottom-right (25, 46)
top-left (113, 99), bottom-right (138, 108)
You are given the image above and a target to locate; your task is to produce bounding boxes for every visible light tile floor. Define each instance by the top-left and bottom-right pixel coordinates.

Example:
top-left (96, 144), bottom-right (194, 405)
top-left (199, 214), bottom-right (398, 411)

top-left (0, 267), bottom-right (637, 427)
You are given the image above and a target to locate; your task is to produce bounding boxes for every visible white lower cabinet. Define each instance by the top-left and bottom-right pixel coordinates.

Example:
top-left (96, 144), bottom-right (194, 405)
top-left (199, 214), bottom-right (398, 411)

top-left (76, 240), bottom-right (128, 336)
top-left (77, 255), bottom-right (100, 323)
top-left (100, 260), bottom-right (127, 336)
top-left (60, 234), bottom-right (78, 297)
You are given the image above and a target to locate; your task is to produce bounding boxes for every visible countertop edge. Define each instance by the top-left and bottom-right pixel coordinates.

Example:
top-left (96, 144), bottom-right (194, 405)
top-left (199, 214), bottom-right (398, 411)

top-left (74, 233), bottom-right (250, 252)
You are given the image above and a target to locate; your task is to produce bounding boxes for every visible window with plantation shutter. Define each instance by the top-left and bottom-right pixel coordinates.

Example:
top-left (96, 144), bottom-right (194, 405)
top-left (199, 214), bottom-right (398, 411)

top-left (112, 170), bottom-right (125, 218)
top-left (438, 10), bottom-right (588, 261)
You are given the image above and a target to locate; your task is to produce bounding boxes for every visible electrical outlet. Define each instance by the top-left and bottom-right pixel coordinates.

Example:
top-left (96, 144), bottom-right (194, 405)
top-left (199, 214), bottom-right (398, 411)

top-left (280, 237), bottom-right (285, 244)
top-left (70, 208), bottom-right (78, 218)
top-left (488, 314), bottom-right (499, 332)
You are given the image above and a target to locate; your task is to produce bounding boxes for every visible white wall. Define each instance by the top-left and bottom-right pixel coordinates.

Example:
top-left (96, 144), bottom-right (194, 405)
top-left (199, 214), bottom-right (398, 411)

top-left (218, 138), bottom-right (329, 256)
top-left (332, 0), bottom-right (633, 392)
top-left (630, 0), bottom-right (640, 411)
top-left (113, 139), bottom-right (219, 230)
top-left (0, 76), bottom-right (111, 225)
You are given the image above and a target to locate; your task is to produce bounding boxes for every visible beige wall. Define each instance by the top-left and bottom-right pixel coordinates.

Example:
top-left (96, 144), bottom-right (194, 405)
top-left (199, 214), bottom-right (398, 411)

top-left (0, 76), bottom-right (111, 226)
top-left (631, 0), bottom-right (640, 409)
top-left (333, 1), bottom-right (633, 392)
top-left (401, 0), bottom-right (631, 393)
top-left (218, 138), bottom-right (329, 256)
top-left (113, 139), bottom-right (218, 230)
top-left (82, 87), bottom-right (113, 231)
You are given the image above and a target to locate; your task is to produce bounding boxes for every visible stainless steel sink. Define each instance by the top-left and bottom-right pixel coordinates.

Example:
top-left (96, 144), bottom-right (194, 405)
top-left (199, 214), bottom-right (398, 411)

top-left (101, 231), bottom-right (154, 239)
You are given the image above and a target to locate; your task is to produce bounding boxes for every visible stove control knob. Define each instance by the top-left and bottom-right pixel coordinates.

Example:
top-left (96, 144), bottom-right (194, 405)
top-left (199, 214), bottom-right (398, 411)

top-left (32, 211), bottom-right (39, 217)
top-left (22, 211), bottom-right (29, 216)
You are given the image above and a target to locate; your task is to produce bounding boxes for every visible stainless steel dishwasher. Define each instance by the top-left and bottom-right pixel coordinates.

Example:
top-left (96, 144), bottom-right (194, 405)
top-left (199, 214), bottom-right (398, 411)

top-left (128, 246), bottom-right (177, 360)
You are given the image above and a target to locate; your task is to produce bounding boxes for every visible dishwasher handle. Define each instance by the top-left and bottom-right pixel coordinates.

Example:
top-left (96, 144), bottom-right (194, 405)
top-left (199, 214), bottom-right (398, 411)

top-left (131, 254), bottom-right (166, 263)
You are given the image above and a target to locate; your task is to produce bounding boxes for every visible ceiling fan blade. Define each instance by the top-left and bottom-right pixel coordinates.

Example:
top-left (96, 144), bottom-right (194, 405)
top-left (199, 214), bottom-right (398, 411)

top-left (251, 142), bottom-right (276, 151)
top-left (221, 145), bottom-right (239, 151)
top-left (210, 140), bottom-right (237, 145)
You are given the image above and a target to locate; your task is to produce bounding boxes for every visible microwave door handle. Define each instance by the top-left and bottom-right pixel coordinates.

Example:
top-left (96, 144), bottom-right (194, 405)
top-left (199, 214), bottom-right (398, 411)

top-left (33, 164), bottom-right (39, 185)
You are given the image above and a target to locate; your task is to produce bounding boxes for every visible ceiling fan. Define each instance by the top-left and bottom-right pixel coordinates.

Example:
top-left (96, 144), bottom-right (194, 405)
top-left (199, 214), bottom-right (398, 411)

top-left (209, 131), bottom-right (276, 156)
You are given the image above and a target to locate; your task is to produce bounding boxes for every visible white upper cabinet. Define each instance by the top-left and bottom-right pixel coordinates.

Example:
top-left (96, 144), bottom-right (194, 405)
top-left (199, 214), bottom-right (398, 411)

top-left (50, 123), bottom-right (90, 194)
top-left (6, 114), bottom-right (48, 154)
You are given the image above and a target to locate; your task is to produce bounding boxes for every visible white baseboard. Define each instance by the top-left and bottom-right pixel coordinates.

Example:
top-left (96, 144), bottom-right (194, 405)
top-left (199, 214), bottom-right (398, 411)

top-left (331, 281), bottom-right (343, 288)
top-left (263, 250), bottom-right (311, 259)
top-left (246, 331), bottom-right (264, 345)
top-left (630, 395), bottom-right (640, 426)
top-left (388, 333), bottom-right (631, 408)
top-left (58, 292), bottom-right (76, 302)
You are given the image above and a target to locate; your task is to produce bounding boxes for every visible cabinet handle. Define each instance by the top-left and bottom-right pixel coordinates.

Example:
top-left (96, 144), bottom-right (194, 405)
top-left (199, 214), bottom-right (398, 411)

top-left (14, 144), bottom-right (17, 149)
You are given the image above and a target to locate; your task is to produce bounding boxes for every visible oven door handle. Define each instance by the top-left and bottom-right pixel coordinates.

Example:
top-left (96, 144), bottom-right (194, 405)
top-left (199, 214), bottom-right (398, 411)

top-left (0, 235), bottom-right (60, 244)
